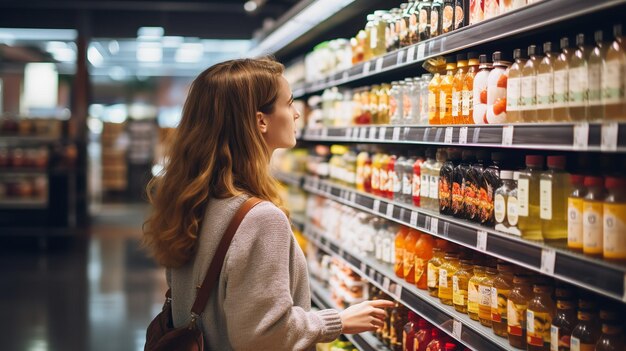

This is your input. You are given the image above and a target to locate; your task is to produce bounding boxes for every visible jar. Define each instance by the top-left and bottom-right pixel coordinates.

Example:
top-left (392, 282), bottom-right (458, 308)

top-left (603, 177), bottom-right (626, 262)
top-left (507, 273), bottom-right (533, 349)
top-left (491, 262), bottom-right (515, 337)
top-left (452, 258), bottom-right (473, 314)
top-left (390, 81), bottom-right (404, 125)
top-left (438, 252), bottom-right (460, 305)
top-left (468, 264), bottom-right (486, 321)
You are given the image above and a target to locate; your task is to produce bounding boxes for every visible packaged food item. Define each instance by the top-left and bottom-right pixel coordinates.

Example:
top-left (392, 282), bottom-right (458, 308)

top-left (507, 273), bottom-right (533, 349)
top-left (403, 312), bottom-right (421, 351)
top-left (603, 24), bottom-right (626, 120)
top-left (494, 170), bottom-right (517, 234)
top-left (379, 83), bottom-right (392, 124)
top-left (413, 151), bottom-right (425, 207)
top-left (403, 229), bottom-right (421, 283)
top-left (452, 257), bottom-right (473, 314)
top-left (472, 54), bottom-right (491, 124)
top-left (484, 0), bottom-right (499, 20)
top-left (595, 308), bottom-right (625, 351)
top-left (439, 149), bottom-right (460, 215)
top-left (491, 262), bottom-right (514, 337)
top-left (478, 266), bottom-right (498, 327)
top-left (550, 284), bottom-right (577, 351)
top-left (452, 150), bottom-right (475, 218)
top-left (386, 153), bottom-right (398, 199)
top-left (390, 81), bottom-right (404, 125)
top-left (453, 0), bottom-right (468, 30)
top-left (587, 30), bottom-right (607, 121)
top-left (468, 264), bottom-right (486, 321)
top-left (485, 51), bottom-right (510, 124)
top-left (582, 176), bottom-right (606, 257)
top-left (427, 247), bottom-right (445, 297)
top-left (413, 319), bottom-right (434, 351)
top-left (429, 73), bottom-right (443, 125)
top-left (464, 150), bottom-right (488, 222)
top-left (462, 52), bottom-right (480, 124)
top-left (553, 38), bottom-right (573, 122)
top-left (479, 152), bottom-right (502, 226)
top-left (536, 42), bottom-right (556, 122)
top-left (570, 298), bottom-right (601, 351)
top-left (394, 226), bottom-right (409, 278)
top-left (521, 45), bottom-right (543, 122)
top-left (389, 302), bottom-right (408, 350)
top-left (438, 251), bottom-right (460, 305)
top-left (603, 177), bottom-right (626, 262)
top-left (469, 0), bottom-right (484, 25)
top-left (540, 156), bottom-right (569, 241)
top-left (420, 74), bottom-right (434, 124)
top-left (441, 0), bottom-right (455, 34)
top-left (418, 0), bottom-right (433, 41)
top-left (429, 149), bottom-right (446, 212)
top-left (568, 34), bottom-right (590, 121)
top-left (526, 279), bottom-right (555, 351)
top-left (430, 0), bottom-right (443, 38)
top-left (421, 149), bottom-right (436, 209)
top-left (403, 78), bottom-right (416, 124)
top-left (452, 53), bottom-right (468, 124)
top-left (567, 175), bottom-right (586, 251)
top-left (517, 155), bottom-right (544, 241)
top-left (506, 48), bottom-right (527, 122)
top-left (415, 233), bottom-right (436, 290)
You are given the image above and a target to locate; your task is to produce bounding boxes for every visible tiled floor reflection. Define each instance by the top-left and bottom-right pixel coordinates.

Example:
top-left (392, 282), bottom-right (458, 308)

top-left (0, 204), bottom-right (166, 351)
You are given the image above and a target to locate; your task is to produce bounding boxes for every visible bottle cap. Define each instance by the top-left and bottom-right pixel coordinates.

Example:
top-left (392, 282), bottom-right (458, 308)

top-left (543, 41), bottom-right (552, 54)
top-left (547, 155), bottom-right (566, 169)
top-left (605, 176), bottom-right (626, 189)
top-left (500, 170), bottom-right (514, 180)
top-left (560, 37), bottom-right (569, 50)
top-left (595, 30), bottom-right (603, 44)
top-left (513, 48), bottom-right (523, 60)
top-left (570, 174), bottom-right (585, 185)
top-left (528, 44), bottom-right (537, 56)
top-left (525, 155), bottom-right (544, 167)
top-left (614, 24), bottom-right (623, 38)
top-left (584, 176), bottom-right (604, 187)
top-left (467, 51), bottom-right (479, 60)
top-left (479, 54), bottom-right (488, 65)
top-left (576, 33), bottom-right (586, 47)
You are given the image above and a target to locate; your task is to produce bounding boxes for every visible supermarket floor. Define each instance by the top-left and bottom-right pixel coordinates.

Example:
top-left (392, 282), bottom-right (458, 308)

top-left (0, 203), bottom-right (167, 351)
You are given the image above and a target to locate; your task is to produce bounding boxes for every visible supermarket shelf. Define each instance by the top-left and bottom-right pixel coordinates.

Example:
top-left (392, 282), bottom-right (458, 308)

top-left (0, 136), bottom-right (61, 144)
top-left (301, 123), bottom-right (626, 152)
top-left (291, 212), bottom-right (307, 232)
top-left (298, 0), bottom-right (626, 97)
top-left (302, 175), bottom-right (626, 302)
top-left (305, 225), bottom-right (510, 351)
top-left (0, 168), bottom-right (48, 176)
top-left (0, 198), bottom-right (48, 209)
top-left (309, 278), bottom-right (389, 351)
top-left (274, 171), bottom-right (305, 187)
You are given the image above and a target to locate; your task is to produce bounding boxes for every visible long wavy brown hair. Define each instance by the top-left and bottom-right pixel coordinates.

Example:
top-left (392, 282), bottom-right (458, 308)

top-left (143, 58), bottom-right (287, 268)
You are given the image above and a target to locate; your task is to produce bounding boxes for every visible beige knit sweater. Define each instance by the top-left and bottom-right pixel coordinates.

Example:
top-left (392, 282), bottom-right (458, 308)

top-left (167, 196), bottom-right (342, 351)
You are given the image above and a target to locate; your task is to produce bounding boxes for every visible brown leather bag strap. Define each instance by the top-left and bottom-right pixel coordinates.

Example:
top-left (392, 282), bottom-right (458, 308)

top-left (190, 197), bottom-right (263, 315)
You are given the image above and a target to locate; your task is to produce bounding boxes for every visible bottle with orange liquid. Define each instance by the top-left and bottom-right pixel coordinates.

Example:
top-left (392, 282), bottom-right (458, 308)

top-left (439, 56), bottom-right (457, 125)
top-left (452, 53), bottom-right (468, 124)
top-left (403, 229), bottom-right (421, 283)
top-left (429, 72), bottom-right (443, 124)
top-left (371, 151), bottom-right (383, 196)
top-left (414, 233), bottom-right (435, 290)
top-left (394, 226), bottom-right (409, 278)
top-left (461, 52), bottom-right (480, 124)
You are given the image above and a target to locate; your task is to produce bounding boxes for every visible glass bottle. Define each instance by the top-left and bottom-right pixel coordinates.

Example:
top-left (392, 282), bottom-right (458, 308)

top-left (462, 52), bottom-right (480, 124)
top-left (430, 0), bottom-right (443, 38)
top-left (491, 262), bottom-right (515, 337)
top-left (364, 14), bottom-right (376, 61)
top-left (420, 149), bottom-right (435, 209)
top-left (401, 153), bottom-right (415, 204)
top-left (438, 251), bottom-right (460, 305)
top-left (486, 51), bottom-right (510, 124)
top-left (427, 247), bottom-right (445, 297)
top-left (418, 0), bottom-right (433, 42)
top-left (398, 3), bottom-right (411, 48)
top-left (409, 77), bottom-right (422, 125)
top-left (403, 229), bottom-right (421, 283)
top-left (439, 149), bottom-right (460, 215)
top-left (595, 308), bottom-right (625, 351)
top-left (379, 153), bottom-right (391, 198)
top-left (603, 177), bottom-right (626, 262)
top-left (567, 175), bottom-right (586, 251)
top-left (537, 42), bottom-right (557, 122)
top-left (582, 176), bottom-right (606, 257)
top-left (453, 150), bottom-right (474, 219)
top-left (371, 151), bottom-right (383, 196)
top-left (403, 78), bottom-right (415, 124)
top-left (570, 298), bottom-right (601, 351)
top-left (441, 0), bottom-right (454, 34)
top-left (387, 153), bottom-right (398, 199)
top-left (587, 30), bottom-right (606, 121)
top-left (508, 172), bottom-right (521, 237)
top-left (395, 226), bottom-right (409, 278)
top-left (568, 34), bottom-right (590, 121)
top-left (507, 273), bottom-right (534, 349)
top-left (472, 54), bottom-right (491, 124)
top-left (484, 0), bottom-right (499, 19)
top-left (439, 56), bottom-right (457, 125)
top-left (540, 156), bottom-right (569, 241)
top-left (403, 311), bottom-right (421, 351)
top-left (468, 264), bottom-right (486, 321)
top-left (479, 266), bottom-right (498, 327)
top-left (603, 24), bottom-right (626, 120)
top-left (553, 37), bottom-right (573, 121)
top-left (387, 8), bottom-right (401, 52)
top-left (415, 232), bottom-right (435, 290)
top-left (394, 154), bottom-right (407, 202)
top-left (479, 152), bottom-right (502, 226)
top-left (454, 0), bottom-right (468, 30)
top-left (521, 44), bottom-right (543, 122)
top-left (452, 53), bottom-right (468, 124)
top-left (506, 48), bottom-right (527, 123)
top-left (429, 73), bottom-right (443, 125)
top-left (464, 150), bottom-right (487, 222)
top-left (389, 302), bottom-right (408, 351)
top-left (413, 318), bottom-right (434, 351)
top-left (421, 74), bottom-right (434, 124)
top-left (379, 83), bottom-right (392, 124)
top-left (550, 284), bottom-right (577, 351)
top-left (453, 258), bottom-right (473, 314)
top-left (390, 81), bottom-right (404, 125)
top-left (370, 84), bottom-right (381, 124)
top-left (430, 149), bottom-right (446, 212)
top-left (494, 170), bottom-right (515, 233)
top-left (526, 280), bottom-right (555, 351)
top-left (407, 1), bottom-right (420, 46)
top-left (517, 155), bottom-right (545, 241)
top-left (469, 0), bottom-right (484, 25)
top-left (412, 152), bottom-right (425, 207)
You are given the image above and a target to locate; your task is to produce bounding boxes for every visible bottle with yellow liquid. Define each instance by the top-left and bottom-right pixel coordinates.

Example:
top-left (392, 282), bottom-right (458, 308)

top-left (553, 37), bottom-right (573, 121)
top-left (518, 155), bottom-right (545, 241)
top-left (439, 56), bottom-right (457, 125)
top-left (364, 14), bottom-right (376, 61)
top-left (479, 265), bottom-right (498, 327)
top-left (603, 24), bottom-right (626, 120)
top-left (438, 251), bottom-right (460, 305)
top-left (453, 258), bottom-right (473, 314)
top-left (540, 156), bottom-right (569, 241)
top-left (491, 262), bottom-right (515, 337)
top-left (427, 247), bottom-right (444, 297)
top-left (568, 34), bottom-right (591, 121)
top-left (567, 175), bottom-right (586, 251)
top-left (370, 85), bottom-right (381, 124)
top-left (452, 53), bottom-right (468, 124)
top-left (462, 52), bottom-right (480, 124)
top-left (371, 151), bottom-right (383, 196)
top-left (521, 45), bottom-right (543, 122)
top-left (429, 73), bottom-right (443, 124)
top-left (468, 264), bottom-right (486, 321)
top-left (583, 176), bottom-right (606, 257)
top-left (588, 30), bottom-right (607, 121)
top-left (506, 48), bottom-right (527, 123)
top-left (602, 177), bottom-right (626, 262)
top-left (536, 42), bottom-right (556, 122)
top-left (378, 83), bottom-right (391, 124)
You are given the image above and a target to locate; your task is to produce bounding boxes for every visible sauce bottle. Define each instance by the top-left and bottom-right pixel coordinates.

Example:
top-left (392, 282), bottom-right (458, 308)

top-left (429, 149), bottom-right (446, 211)
top-left (427, 247), bottom-right (445, 297)
top-left (452, 53), bottom-right (468, 124)
top-left (603, 24), bottom-right (626, 120)
top-left (453, 0), bottom-right (468, 30)
top-left (521, 45), bottom-right (543, 122)
top-left (403, 312), bottom-right (421, 351)
top-left (478, 265), bottom-right (498, 327)
top-left (507, 273), bottom-right (534, 349)
top-left (526, 280), bottom-right (555, 351)
top-left (587, 30), bottom-right (606, 121)
top-left (453, 150), bottom-right (475, 218)
top-left (430, 0), bottom-right (443, 38)
top-left (553, 38), bottom-right (573, 122)
top-left (479, 152), bottom-right (503, 226)
top-left (462, 52), bottom-right (480, 124)
top-left (494, 170), bottom-right (512, 231)
top-left (414, 319), bottom-right (434, 351)
top-left (486, 51), bottom-right (510, 124)
top-left (464, 150), bottom-right (488, 222)
top-left (540, 156), bottom-right (569, 241)
top-left (506, 48), bottom-right (527, 123)
top-left (582, 176), bottom-right (606, 257)
top-left (398, 2), bottom-right (412, 48)
top-left (568, 34), bottom-right (591, 121)
top-left (418, 0), bottom-right (433, 42)
top-left (395, 226), bottom-right (410, 278)
top-left (403, 229), bottom-right (421, 283)
top-left (390, 302), bottom-right (408, 351)
top-left (438, 251), bottom-right (460, 305)
top-left (452, 257), bottom-right (473, 314)
top-left (537, 42), bottom-right (556, 122)
top-left (439, 57), bottom-right (457, 125)
top-left (429, 73), bottom-right (443, 125)
top-left (603, 176), bottom-right (626, 262)
top-left (387, 8), bottom-right (401, 52)
top-left (413, 152), bottom-right (425, 207)
top-left (415, 233), bottom-right (436, 290)
top-left (570, 297), bottom-right (601, 351)
top-left (440, 149), bottom-right (460, 215)
top-left (441, 0), bottom-right (455, 34)
top-left (491, 262), bottom-right (514, 337)
top-left (550, 284), bottom-right (577, 351)
top-left (468, 264), bottom-right (486, 321)
top-left (421, 149), bottom-right (436, 209)
top-left (595, 308), bottom-right (625, 351)
top-left (517, 155), bottom-right (544, 241)
top-left (356, 149), bottom-right (369, 192)
top-left (567, 175), bottom-right (586, 251)
top-left (469, 0), bottom-right (484, 26)
top-left (472, 54), bottom-right (491, 124)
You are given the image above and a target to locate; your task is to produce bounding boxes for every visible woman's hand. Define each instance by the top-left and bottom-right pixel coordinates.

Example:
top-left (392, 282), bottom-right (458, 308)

top-left (338, 299), bottom-right (396, 334)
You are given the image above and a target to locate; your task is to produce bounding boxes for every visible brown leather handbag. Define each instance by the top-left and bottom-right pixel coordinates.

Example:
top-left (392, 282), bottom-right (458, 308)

top-left (145, 197), bottom-right (263, 351)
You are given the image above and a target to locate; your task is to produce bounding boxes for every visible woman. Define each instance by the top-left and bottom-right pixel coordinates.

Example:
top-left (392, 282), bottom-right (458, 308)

top-left (143, 57), bottom-right (393, 351)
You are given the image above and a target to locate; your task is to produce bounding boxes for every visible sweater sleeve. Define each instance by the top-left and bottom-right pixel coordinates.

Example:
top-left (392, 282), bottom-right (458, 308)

top-left (222, 202), bottom-right (342, 351)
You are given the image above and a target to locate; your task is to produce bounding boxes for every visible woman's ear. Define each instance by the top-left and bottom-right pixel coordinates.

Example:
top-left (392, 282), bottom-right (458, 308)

top-left (256, 111), bottom-right (268, 133)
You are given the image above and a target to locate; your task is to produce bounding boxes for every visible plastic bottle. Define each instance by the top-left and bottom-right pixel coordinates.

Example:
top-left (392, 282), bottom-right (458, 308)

top-left (356, 149), bottom-right (369, 192)
top-left (441, 0), bottom-right (455, 34)
top-left (370, 85), bottom-right (381, 124)
top-left (430, 149), bottom-right (446, 212)
top-left (550, 284), bottom-right (577, 351)
top-left (453, 0), bottom-right (468, 30)
top-left (582, 176), bottom-right (606, 257)
top-left (403, 78), bottom-right (416, 124)
top-left (568, 34), bottom-right (591, 121)
top-left (603, 177), bottom-right (626, 262)
top-left (400, 153), bottom-right (415, 204)
top-left (553, 38), bottom-right (573, 122)
top-left (518, 155), bottom-right (545, 241)
top-left (484, 0), bottom-right (499, 20)
top-left (398, 2), bottom-right (412, 47)
top-left (452, 53), bottom-right (468, 124)
top-left (595, 308), bottom-right (625, 351)
top-left (413, 152), bottom-right (425, 207)
top-left (403, 229), bottom-right (421, 283)
top-left (395, 226), bottom-right (409, 278)
top-left (526, 280), bottom-right (555, 351)
top-left (479, 265), bottom-right (498, 327)
top-left (587, 30), bottom-right (607, 121)
top-left (430, 0), bottom-right (443, 38)
top-left (486, 51), bottom-right (510, 124)
top-left (407, 2), bottom-right (420, 46)
top-left (468, 264), bottom-right (486, 321)
top-left (403, 311), bottom-right (421, 351)
top-left (491, 262), bottom-right (515, 337)
top-left (371, 152), bottom-right (383, 196)
top-left (409, 77), bottom-right (422, 125)
top-left (413, 319), bottom-right (434, 351)
top-left (462, 52), bottom-right (480, 124)
top-left (537, 42), bottom-right (557, 122)
top-left (464, 150), bottom-right (488, 222)
top-left (439, 149), bottom-right (460, 215)
top-left (469, 0), bottom-right (484, 25)
top-left (507, 273), bottom-right (534, 349)
top-left (570, 298), bottom-right (601, 351)
top-left (507, 48), bottom-right (528, 123)
top-left (386, 8), bottom-right (401, 52)
top-left (390, 302), bottom-right (408, 350)
top-left (494, 170), bottom-right (516, 233)
top-left (603, 24), bottom-right (626, 120)
top-left (421, 149), bottom-right (435, 209)
top-left (438, 251), bottom-right (460, 305)
top-left (472, 54), bottom-right (491, 124)
top-left (540, 156), bottom-right (569, 241)
top-left (427, 247), bottom-right (445, 297)
top-left (387, 153), bottom-right (399, 200)
top-left (439, 56), bottom-right (457, 125)
top-left (429, 73), bottom-right (443, 125)
top-left (418, 0), bottom-right (433, 42)
top-left (390, 81), bottom-right (404, 125)
top-left (452, 258), bottom-right (473, 314)
top-left (395, 154), bottom-right (407, 202)
top-left (453, 150), bottom-right (475, 218)
top-left (415, 233), bottom-right (435, 290)
top-left (521, 45), bottom-right (543, 122)
top-left (421, 74), bottom-right (434, 124)
top-left (567, 175), bottom-right (586, 251)
top-left (479, 152), bottom-right (503, 226)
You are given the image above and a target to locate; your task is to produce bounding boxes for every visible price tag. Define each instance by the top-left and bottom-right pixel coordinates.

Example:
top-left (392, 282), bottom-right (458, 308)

top-left (573, 123), bottom-right (589, 150)
top-left (502, 125), bottom-right (514, 146)
top-left (345, 128), bottom-right (352, 138)
top-left (350, 192), bottom-right (356, 203)
top-left (369, 126), bottom-right (378, 140)
top-left (444, 127), bottom-right (453, 144)
top-left (342, 71), bottom-right (349, 81)
top-left (369, 267), bottom-right (376, 279)
top-left (375, 57), bottom-right (384, 72)
top-left (394, 284), bottom-right (403, 299)
top-left (472, 127), bottom-right (481, 143)
top-left (452, 320), bottom-right (463, 339)
top-left (459, 127), bottom-right (468, 144)
top-left (359, 127), bottom-right (368, 140)
top-left (404, 127), bottom-right (411, 139)
top-left (379, 126), bottom-right (387, 140)
top-left (477, 230), bottom-right (488, 252)
top-left (383, 277), bottom-right (391, 291)
top-left (392, 127), bottom-right (401, 141)
top-left (373, 199), bottom-right (381, 213)
top-left (442, 222), bottom-right (450, 237)
top-left (416, 44), bottom-right (425, 60)
top-left (362, 61), bottom-right (371, 75)
top-left (360, 262), bottom-right (367, 273)
top-left (423, 128), bottom-right (431, 141)
top-left (540, 248), bottom-right (556, 275)
top-left (396, 50), bottom-right (405, 65)
top-left (386, 204), bottom-right (394, 218)
top-left (410, 211), bottom-right (418, 226)
top-left (601, 122), bottom-right (619, 151)
top-left (321, 128), bottom-right (328, 138)
top-left (431, 217), bottom-right (439, 234)
top-left (434, 128), bottom-right (443, 142)
top-left (406, 46), bottom-right (416, 63)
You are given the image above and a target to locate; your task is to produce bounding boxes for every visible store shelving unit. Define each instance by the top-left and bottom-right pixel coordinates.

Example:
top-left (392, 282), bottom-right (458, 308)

top-left (274, 170), bottom-right (306, 188)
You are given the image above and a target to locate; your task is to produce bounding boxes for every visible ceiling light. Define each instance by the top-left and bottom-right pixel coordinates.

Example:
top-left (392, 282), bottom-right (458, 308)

top-left (175, 43), bottom-right (204, 63)
top-left (137, 42), bottom-right (162, 63)
top-left (137, 27), bottom-right (164, 40)
top-left (244, 1), bottom-right (258, 12)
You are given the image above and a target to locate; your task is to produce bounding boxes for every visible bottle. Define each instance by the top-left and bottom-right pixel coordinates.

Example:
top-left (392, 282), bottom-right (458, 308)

top-left (441, 0), bottom-right (455, 34)
top-left (425, 329), bottom-right (446, 351)
top-left (407, 2), bottom-right (420, 46)
top-left (526, 280), bottom-right (555, 351)
top-left (479, 152), bottom-right (503, 226)
top-left (472, 54), bottom-right (491, 124)
top-left (453, 0), bottom-right (468, 30)
top-left (427, 247), bottom-right (444, 297)
top-left (390, 302), bottom-right (408, 351)
top-left (582, 176), bottom-right (606, 257)
top-left (595, 308), bottom-right (625, 351)
top-left (550, 284), bottom-right (577, 351)
top-left (395, 226), bottom-right (410, 278)
top-left (537, 42), bottom-right (556, 122)
top-left (429, 73), bottom-right (443, 125)
top-left (484, 0), bottom-right (499, 20)
top-left (486, 51), bottom-right (510, 124)
top-left (430, 149), bottom-right (446, 211)
top-left (452, 53), bottom-right (468, 124)
top-left (363, 15), bottom-right (376, 61)
top-left (438, 251), bottom-right (460, 305)
top-left (508, 172), bottom-right (521, 236)
top-left (468, 264), bottom-right (486, 321)
top-left (521, 44), bottom-right (543, 122)
top-left (518, 155), bottom-right (545, 241)
top-left (603, 24), bottom-right (626, 120)
top-left (418, 0), bottom-right (433, 41)
top-left (421, 149), bottom-right (435, 209)
top-left (567, 175), bottom-right (586, 251)
top-left (452, 258), bottom-right (473, 314)
top-left (440, 56), bottom-right (457, 125)
top-left (507, 273), bottom-right (533, 349)
top-left (430, 0), bottom-right (443, 38)
top-left (374, 11), bottom-right (389, 57)
top-left (494, 170), bottom-right (516, 233)
top-left (540, 156), bottom-right (569, 241)
top-left (453, 150), bottom-right (475, 218)
top-left (603, 177), bottom-right (626, 262)
top-left (507, 48), bottom-right (527, 123)
top-left (403, 78), bottom-right (416, 124)
top-left (409, 77), bottom-right (422, 125)
top-left (413, 152), bottom-right (425, 207)
top-left (491, 262), bottom-right (515, 337)
top-left (381, 83), bottom-right (393, 124)
top-left (370, 84), bottom-right (381, 124)
top-left (403, 311), bottom-right (421, 351)
top-left (401, 153), bottom-right (416, 204)
top-left (387, 153), bottom-right (399, 199)
top-left (469, 0), bottom-right (484, 25)
top-left (462, 52), bottom-right (480, 124)
top-left (570, 298), bottom-right (601, 351)
top-left (398, 2), bottom-right (412, 48)
top-left (371, 152), bottom-right (383, 196)
top-left (390, 81), bottom-right (404, 125)
top-left (413, 319), bottom-right (434, 351)
top-left (403, 229), bottom-right (421, 283)
top-left (415, 233), bottom-right (435, 290)
top-left (587, 30), bottom-right (606, 121)
top-left (356, 149), bottom-right (370, 192)
top-left (395, 154), bottom-right (408, 202)
top-left (464, 150), bottom-right (488, 222)
top-left (379, 153), bottom-right (391, 198)
top-left (553, 38), bottom-right (573, 121)
top-left (568, 34), bottom-right (591, 121)
top-left (479, 265), bottom-right (498, 327)
top-left (421, 74), bottom-right (434, 124)
top-left (439, 149), bottom-right (460, 215)
top-left (387, 8), bottom-right (401, 52)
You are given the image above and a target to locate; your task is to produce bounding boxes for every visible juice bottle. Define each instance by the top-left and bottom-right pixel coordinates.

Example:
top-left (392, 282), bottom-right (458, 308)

top-left (429, 73), bottom-right (443, 125)
top-left (550, 284), bottom-right (577, 351)
top-left (403, 78), bottom-right (416, 124)
top-left (521, 44), bottom-right (543, 122)
top-left (430, 0), bottom-right (443, 38)
top-left (568, 34), bottom-right (591, 121)
top-left (430, 149), bottom-right (446, 212)
top-left (441, 0), bottom-right (455, 34)
top-left (379, 83), bottom-right (392, 124)
top-left (395, 226), bottom-right (410, 278)
top-left (387, 153), bottom-right (398, 199)
top-left (370, 85), bottom-right (381, 124)
top-left (374, 11), bottom-right (389, 57)
top-left (587, 30), bottom-right (606, 121)
top-left (553, 37), bottom-right (573, 122)
top-left (486, 51), bottom-right (510, 124)
top-left (390, 81), bottom-right (403, 125)
top-left (439, 56), bottom-right (457, 125)
top-left (421, 149), bottom-right (435, 209)
top-left (570, 298), bottom-right (601, 351)
top-left (464, 150), bottom-right (488, 222)
top-left (403, 311), bottom-right (421, 351)
top-left (469, 0), bottom-right (484, 25)
top-left (398, 2), bottom-right (411, 47)
top-left (427, 247), bottom-right (444, 297)
top-left (452, 258), bottom-right (473, 314)
top-left (507, 273), bottom-right (533, 349)
top-left (472, 54), bottom-right (491, 124)
top-left (491, 262), bottom-right (514, 337)
top-left (387, 8), bottom-right (400, 52)
top-left (603, 177), bottom-right (626, 262)
top-left (453, 150), bottom-right (475, 218)
top-left (462, 52), bottom-right (480, 124)
top-left (454, 0), bottom-right (468, 30)
top-left (439, 149), bottom-right (460, 215)
top-left (390, 302), bottom-right (408, 350)
top-left (526, 280), bottom-right (555, 351)
top-left (603, 24), bottom-right (626, 120)
top-left (540, 156), bottom-right (569, 241)
top-left (409, 77), bottom-right (421, 125)
top-left (506, 48), bottom-right (527, 123)
top-left (403, 229), bottom-right (421, 283)
top-left (425, 329), bottom-right (446, 351)
top-left (413, 319), bottom-right (434, 351)
top-left (364, 14), bottom-right (376, 61)
top-left (452, 53), bottom-right (468, 124)
top-left (356, 149), bottom-right (369, 191)
top-left (582, 176), bottom-right (606, 257)
top-left (595, 308), bottom-right (625, 351)
top-left (380, 153), bottom-right (391, 198)
top-left (360, 85), bottom-right (373, 124)
top-left (517, 155), bottom-right (545, 241)
top-left (438, 251), bottom-right (460, 305)
top-left (468, 264), bottom-right (486, 321)
top-left (478, 266), bottom-right (498, 327)
top-left (415, 233), bottom-right (435, 290)
top-left (413, 152), bottom-right (425, 207)
top-left (484, 0), bottom-right (499, 19)
top-left (418, 0), bottom-right (433, 41)
top-left (479, 152), bottom-right (503, 226)
top-left (567, 175), bottom-right (586, 251)
top-left (371, 152), bottom-right (383, 196)
top-left (537, 41), bottom-right (556, 122)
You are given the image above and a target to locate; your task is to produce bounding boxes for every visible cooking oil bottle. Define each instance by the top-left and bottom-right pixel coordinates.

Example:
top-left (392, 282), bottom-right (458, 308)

top-left (452, 53), bottom-right (468, 124)
top-left (553, 37), bottom-right (573, 121)
top-left (540, 156), bottom-right (569, 241)
top-left (506, 48), bottom-right (527, 123)
top-left (518, 155), bottom-right (545, 241)
top-left (587, 30), bottom-right (607, 121)
top-left (603, 24), bottom-right (626, 120)
top-left (569, 34), bottom-right (591, 121)
top-left (536, 42), bottom-right (556, 122)
top-left (521, 45), bottom-right (543, 122)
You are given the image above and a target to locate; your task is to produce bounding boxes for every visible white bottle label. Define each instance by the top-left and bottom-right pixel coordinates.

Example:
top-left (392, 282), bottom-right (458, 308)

top-left (602, 60), bottom-right (625, 104)
top-left (570, 336), bottom-right (580, 351)
top-left (583, 202), bottom-right (603, 254)
top-left (402, 174), bottom-right (412, 196)
top-left (491, 287), bottom-right (499, 309)
top-left (536, 73), bottom-right (554, 108)
top-left (553, 70), bottom-right (568, 108)
top-left (494, 194), bottom-right (506, 223)
top-left (521, 76), bottom-right (536, 109)
top-left (569, 67), bottom-right (587, 107)
top-left (568, 198), bottom-right (583, 248)
top-left (603, 203), bottom-right (626, 259)
top-left (430, 175), bottom-right (439, 199)
top-left (452, 91), bottom-right (461, 117)
top-left (382, 237), bottom-right (391, 263)
top-left (462, 90), bottom-right (472, 115)
top-left (526, 310), bottom-right (535, 333)
top-left (508, 196), bottom-right (519, 226)
top-left (517, 178), bottom-right (530, 217)
top-left (507, 77), bottom-right (521, 111)
top-left (588, 63), bottom-right (602, 105)
top-left (479, 286), bottom-right (491, 306)
top-left (420, 173), bottom-right (430, 198)
top-left (540, 179), bottom-right (552, 220)
top-left (550, 325), bottom-right (559, 351)
top-left (439, 269), bottom-right (448, 288)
